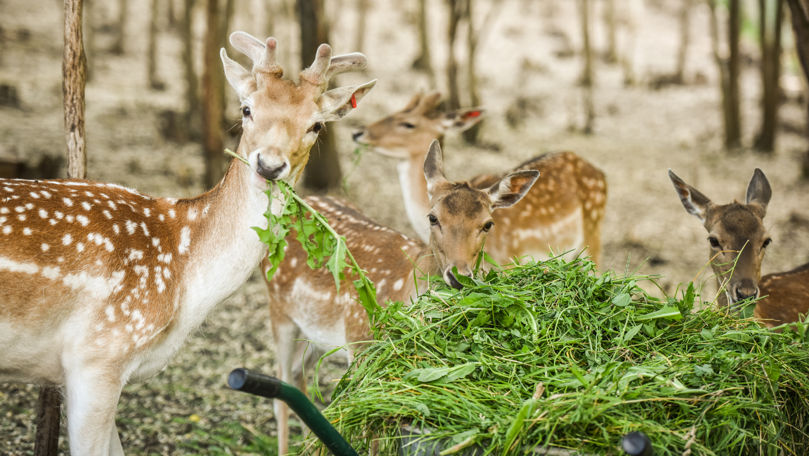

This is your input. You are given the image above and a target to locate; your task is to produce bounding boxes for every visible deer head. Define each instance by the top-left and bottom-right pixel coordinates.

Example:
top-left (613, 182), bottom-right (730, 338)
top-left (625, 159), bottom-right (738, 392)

top-left (424, 140), bottom-right (538, 288)
top-left (221, 32), bottom-right (376, 185)
top-left (669, 169), bottom-right (773, 307)
top-left (352, 91), bottom-right (484, 160)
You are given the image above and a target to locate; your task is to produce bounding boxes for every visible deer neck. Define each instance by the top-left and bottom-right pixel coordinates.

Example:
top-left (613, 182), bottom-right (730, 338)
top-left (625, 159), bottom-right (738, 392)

top-left (396, 153), bottom-right (431, 243)
top-left (139, 144), bottom-right (271, 372)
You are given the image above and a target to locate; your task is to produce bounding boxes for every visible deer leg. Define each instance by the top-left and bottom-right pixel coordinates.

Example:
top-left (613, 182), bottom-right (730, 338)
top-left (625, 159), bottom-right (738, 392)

top-left (109, 421), bottom-right (124, 456)
top-left (272, 315), bottom-right (306, 456)
top-left (63, 364), bottom-right (123, 456)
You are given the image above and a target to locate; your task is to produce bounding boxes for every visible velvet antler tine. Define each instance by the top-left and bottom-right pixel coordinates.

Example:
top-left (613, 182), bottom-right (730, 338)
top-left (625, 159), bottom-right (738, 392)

top-left (300, 43), bottom-right (333, 87)
top-left (325, 52), bottom-right (368, 80)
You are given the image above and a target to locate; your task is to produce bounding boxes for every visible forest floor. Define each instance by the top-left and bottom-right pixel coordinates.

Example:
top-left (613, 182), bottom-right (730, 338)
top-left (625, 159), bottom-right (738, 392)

top-left (1, 0), bottom-right (808, 454)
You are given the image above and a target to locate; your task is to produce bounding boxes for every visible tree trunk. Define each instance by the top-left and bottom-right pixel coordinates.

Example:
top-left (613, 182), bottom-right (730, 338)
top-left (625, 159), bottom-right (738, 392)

top-left (84, 0), bottom-right (95, 81)
top-left (675, 0), bottom-right (693, 81)
top-left (727, 0), bottom-right (743, 149)
top-left (219, 0), bottom-right (235, 128)
top-left (755, 0), bottom-right (785, 152)
top-left (708, 0), bottom-right (743, 150)
top-left (604, 0), bottom-right (618, 63)
top-left (353, 0), bottom-right (368, 53)
top-left (111, 0), bottom-right (127, 54)
top-left (64, 0), bottom-right (88, 180)
top-left (34, 386), bottom-right (61, 456)
top-left (578, 0), bottom-right (595, 134)
top-left (785, 0), bottom-right (809, 177)
top-left (298, 0), bottom-right (341, 191)
top-left (462, 0), bottom-right (482, 143)
top-left (446, 0), bottom-right (462, 109)
top-left (412, 0), bottom-right (434, 83)
top-left (167, 0), bottom-right (177, 28)
top-left (202, 0), bottom-right (226, 188)
top-left (182, 0), bottom-right (199, 140)
top-left (147, 0), bottom-right (164, 90)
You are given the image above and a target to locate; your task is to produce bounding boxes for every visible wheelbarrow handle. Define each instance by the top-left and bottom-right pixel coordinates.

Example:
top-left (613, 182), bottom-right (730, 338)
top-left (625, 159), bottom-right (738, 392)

top-left (228, 368), bottom-right (359, 456)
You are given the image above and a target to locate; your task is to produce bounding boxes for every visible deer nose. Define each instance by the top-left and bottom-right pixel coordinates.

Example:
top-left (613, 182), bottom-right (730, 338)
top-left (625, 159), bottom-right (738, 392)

top-left (256, 156), bottom-right (288, 181)
top-left (733, 281), bottom-right (759, 302)
top-left (351, 130), bottom-right (365, 142)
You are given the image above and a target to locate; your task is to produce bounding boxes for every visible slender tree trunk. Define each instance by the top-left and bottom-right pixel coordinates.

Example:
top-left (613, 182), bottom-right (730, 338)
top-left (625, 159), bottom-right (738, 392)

top-left (64, 0), bottom-right (88, 180)
top-left (755, 0), bottom-right (784, 152)
top-left (219, 0), bottom-right (235, 128)
top-left (785, 0), bottom-right (809, 177)
top-left (727, 0), bottom-right (743, 148)
top-left (446, 0), bottom-right (462, 109)
top-left (111, 0), bottom-right (127, 54)
top-left (182, 0), bottom-right (199, 140)
top-left (354, 0), bottom-right (368, 53)
top-left (463, 0), bottom-right (481, 143)
top-left (578, 0), bottom-right (595, 134)
top-left (675, 0), bottom-right (693, 81)
top-left (412, 0), bottom-right (434, 84)
top-left (167, 0), bottom-right (177, 28)
top-left (708, 0), bottom-right (743, 149)
top-left (298, 0), bottom-right (341, 191)
top-left (202, 0), bottom-right (226, 188)
top-left (148, 0), bottom-right (164, 90)
top-left (604, 0), bottom-right (618, 63)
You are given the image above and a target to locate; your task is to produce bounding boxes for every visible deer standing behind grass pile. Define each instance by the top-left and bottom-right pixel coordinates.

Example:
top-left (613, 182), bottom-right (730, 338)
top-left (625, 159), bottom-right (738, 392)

top-left (352, 92), bottom-right (607, 266)
top-left (669, 169), bottom-right (809, 327)
top-left (263, 140), bottom-right (538, 454)
top-left (0, 32), bottom-right (375, 455)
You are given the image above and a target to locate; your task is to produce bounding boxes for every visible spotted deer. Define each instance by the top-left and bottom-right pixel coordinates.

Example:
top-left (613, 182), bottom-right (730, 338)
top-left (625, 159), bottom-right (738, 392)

top-left (669, 169), bottom-right (809, 327)
top-left (352, 92), bottom-right (607, 265)
top-left (0, 32), bottom-right (375, 455)
top-left (264, 140), bottom-right (538, 454)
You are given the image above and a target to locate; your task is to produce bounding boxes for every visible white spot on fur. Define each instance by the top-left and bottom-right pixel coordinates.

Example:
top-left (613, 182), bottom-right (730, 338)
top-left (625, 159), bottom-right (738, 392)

top-left (125, 220), bottom-right (137, 234)
top-left (38, 209), bottom-right (48, 218)
top-left (178, 227), bottom-right (191, 254)
top-left (76, 215), bottom-right (89, 226)
top-left (22, 227), bottom-right (31, 235)
top-left (81, 201), bottom-right (92, 211)
top-left (62, 197), bottom-right (73, 207)
top-left (41, 243), bottom-right (49, 252)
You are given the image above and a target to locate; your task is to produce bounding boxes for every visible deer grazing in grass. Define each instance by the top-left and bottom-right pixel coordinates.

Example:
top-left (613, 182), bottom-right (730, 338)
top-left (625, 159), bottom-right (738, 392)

top-left (0, 32), bottom-right (375, 455)
top-left (352, 92), bottom-right (607, 266)
top-left (669, 169), bottom-right (809, 327)
top-left (263, 140), bottom-right (538, 454)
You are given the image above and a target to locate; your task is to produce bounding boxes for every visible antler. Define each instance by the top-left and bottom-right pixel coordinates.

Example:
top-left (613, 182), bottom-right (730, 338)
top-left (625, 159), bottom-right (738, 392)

top-left (300, 45), bottom-right (368, 92)
top-left (229, 31), bottom-right (284, 85)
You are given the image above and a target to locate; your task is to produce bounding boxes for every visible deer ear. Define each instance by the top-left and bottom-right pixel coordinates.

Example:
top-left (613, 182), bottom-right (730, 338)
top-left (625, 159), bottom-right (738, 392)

top-left (746, 168), bottom-right (772, 216)
top-left (488, 170), bottom-right (539, 209)
top-left (317, 79), bottom-right (377, 122)
top-left (668, 169), bottom-right (713, 222)
top-left (220, 48), bottom-right (255, 99)
top-left (423, 140), bottom-right (448, 194)
top-left (440, 108), bottom-right (485, 132)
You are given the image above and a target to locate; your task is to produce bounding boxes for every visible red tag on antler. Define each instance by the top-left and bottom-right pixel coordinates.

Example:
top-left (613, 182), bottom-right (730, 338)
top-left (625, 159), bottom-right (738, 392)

top-left (350, 94), bottom-right (357, 109)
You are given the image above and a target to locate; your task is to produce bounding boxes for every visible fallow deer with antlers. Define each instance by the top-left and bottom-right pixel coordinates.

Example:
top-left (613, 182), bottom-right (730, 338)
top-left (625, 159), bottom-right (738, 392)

top-left (669, 168), bottom-right (809, 327)
top-left (263, 140), bottom-right (538, 454)
top-left (0, 32), bottom-right (375, 455)
top-left (352, 92), bottom-right (607, 266)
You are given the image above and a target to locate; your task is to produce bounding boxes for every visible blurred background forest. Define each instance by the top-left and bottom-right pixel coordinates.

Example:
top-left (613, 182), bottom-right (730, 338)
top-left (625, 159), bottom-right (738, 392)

top-left (1, 0), bottom-right (809, 454)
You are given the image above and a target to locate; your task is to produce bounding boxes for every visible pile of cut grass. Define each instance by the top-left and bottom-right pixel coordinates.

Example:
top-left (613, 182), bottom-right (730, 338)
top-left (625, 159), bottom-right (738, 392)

top-left (303, 258), bottom-right (809, 455)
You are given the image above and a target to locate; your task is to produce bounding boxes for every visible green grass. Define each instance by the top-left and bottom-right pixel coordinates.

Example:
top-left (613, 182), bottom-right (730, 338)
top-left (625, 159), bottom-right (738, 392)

top-left (298, 257), bottom-right (809, 455)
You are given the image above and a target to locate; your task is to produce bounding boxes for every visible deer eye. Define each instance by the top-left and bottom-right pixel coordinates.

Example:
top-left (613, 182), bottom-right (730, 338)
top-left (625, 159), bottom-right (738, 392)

top-left (400, 122), bottom-right (416, 129)
top-left (309, 122), bottom-right (324, 134)
top-left (708, 236), bottom-right (721, 250)
top-left (762, 238), bottom-right (772, 249)
top-left (241, 106), bottom-right (252, 118)
top-left (428, 214), bottom-right (439, 226)
top-left (482, 221), bottom-right (494, 232)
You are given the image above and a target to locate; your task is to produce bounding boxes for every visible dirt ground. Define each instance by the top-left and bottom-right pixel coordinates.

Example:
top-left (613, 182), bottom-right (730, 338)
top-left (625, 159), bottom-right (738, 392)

top-left (1, 0), bottom-right (808, 454)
